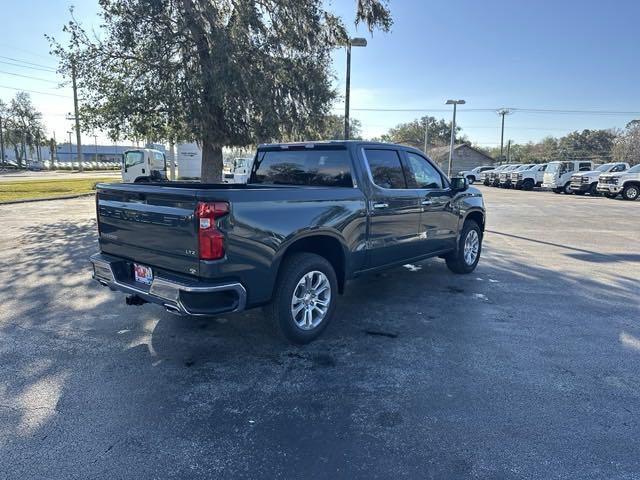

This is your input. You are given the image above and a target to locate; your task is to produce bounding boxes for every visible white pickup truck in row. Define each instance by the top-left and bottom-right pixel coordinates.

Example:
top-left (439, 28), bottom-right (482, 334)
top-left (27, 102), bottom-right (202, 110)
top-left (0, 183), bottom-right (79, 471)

top-left (513, 163), bottom-right (547, 190)
top-left (570, 162), bottom-right (630, 196)
top-left (597, 163), bottom-right (640, 200)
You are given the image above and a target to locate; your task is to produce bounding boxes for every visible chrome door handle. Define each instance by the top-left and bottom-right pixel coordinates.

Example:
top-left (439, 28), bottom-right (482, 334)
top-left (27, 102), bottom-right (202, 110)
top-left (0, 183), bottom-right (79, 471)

top-left (421, 200), bottom-right (433, 206)
top-left (373, 202), bottom-right (389, 209)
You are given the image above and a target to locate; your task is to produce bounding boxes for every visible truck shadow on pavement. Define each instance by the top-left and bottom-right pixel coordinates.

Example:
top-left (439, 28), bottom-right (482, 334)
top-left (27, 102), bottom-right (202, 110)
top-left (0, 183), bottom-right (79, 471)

top-left (1, 219), bottom-right (640, 478)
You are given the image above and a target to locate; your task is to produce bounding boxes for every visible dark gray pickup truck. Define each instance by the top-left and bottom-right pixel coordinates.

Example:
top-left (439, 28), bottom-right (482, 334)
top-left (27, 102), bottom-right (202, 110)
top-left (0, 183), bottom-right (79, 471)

top-left (90, 141), bottom-right (485, 343)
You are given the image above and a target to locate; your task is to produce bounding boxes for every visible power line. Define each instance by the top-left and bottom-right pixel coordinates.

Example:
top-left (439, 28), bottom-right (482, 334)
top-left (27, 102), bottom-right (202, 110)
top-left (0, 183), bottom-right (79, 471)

top-left (0, 69), bottom-right (62, 85)
top-left (0, 55), bottom-right (56, 71)
top-left (0, 44), bottom-right (56, 61)
top-left (340, 106), bottom-right (640, 116)
top-left (0, 84), bottom-right (71, 98)
top-left (0, 59), bottom-right (58, 73)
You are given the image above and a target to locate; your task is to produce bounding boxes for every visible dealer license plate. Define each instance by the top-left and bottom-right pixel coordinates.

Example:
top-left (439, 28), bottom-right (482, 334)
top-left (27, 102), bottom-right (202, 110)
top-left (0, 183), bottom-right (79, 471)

top-left (133, 263), bottom-right (153, 285)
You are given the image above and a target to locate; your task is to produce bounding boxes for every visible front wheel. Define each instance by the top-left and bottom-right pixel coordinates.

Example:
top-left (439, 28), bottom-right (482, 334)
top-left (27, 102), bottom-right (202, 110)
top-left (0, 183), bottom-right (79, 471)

top-left (265, 253), bottom-right (338, 344)
top-left (467, 175), bottom-right (475, 184)
top-left (622, 184), bottom-right (640, 201)
top-left (445, 220), bottom-right (482, 274)
top-left (588, 183), bottom-right (599, 196)
top-left (563, 182), bottom-right (573, 194)
top-left (604, 192), bottom-right (618, 199)
top-left (522, 179), bottom-right (535, 191)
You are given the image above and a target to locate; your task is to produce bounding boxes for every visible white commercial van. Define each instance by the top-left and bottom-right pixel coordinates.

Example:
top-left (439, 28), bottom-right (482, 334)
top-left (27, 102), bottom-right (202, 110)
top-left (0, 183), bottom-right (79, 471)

top-left (542, 160), bottom-right (594, 194)
top-left (122, 149), bottom-right (168, 183)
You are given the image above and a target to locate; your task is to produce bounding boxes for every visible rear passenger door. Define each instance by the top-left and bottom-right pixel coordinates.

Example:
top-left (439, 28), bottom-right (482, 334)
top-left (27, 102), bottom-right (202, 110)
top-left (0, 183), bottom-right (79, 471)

top-left (362, 148), bottom-right (422, 268)
top-left (401, 151), bottom-right (458, 254)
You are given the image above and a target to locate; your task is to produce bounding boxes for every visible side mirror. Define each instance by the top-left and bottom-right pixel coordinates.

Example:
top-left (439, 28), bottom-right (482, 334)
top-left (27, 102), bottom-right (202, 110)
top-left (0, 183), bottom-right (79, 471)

top-left (450, 176), bottom-right (468, 192)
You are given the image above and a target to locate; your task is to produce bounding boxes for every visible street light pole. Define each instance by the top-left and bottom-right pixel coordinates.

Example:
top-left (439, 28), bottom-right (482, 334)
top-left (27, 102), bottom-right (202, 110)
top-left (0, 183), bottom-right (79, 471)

top-left (343, 37), bottom-right (367, 140)
top-left (94, 135), bottom-right (98, 162)
top-left (497, 108), bottom-right (511, 161)
top-left (446, 99), bottom-right (466, 177)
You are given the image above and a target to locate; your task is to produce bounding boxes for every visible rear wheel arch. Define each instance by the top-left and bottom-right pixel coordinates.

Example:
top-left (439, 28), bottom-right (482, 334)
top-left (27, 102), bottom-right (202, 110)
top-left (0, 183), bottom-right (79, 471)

top-left (274, 233), bottom-right (348, 295)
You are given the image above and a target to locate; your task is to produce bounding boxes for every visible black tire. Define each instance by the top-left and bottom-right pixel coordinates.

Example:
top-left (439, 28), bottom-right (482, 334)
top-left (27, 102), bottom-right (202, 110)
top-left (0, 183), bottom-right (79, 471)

top-left (604, 192), bottom-right (618, 199)
top-left (445, 219), bottom-right (482, 274)
top-left (588, 183), bottom-right (599, 196)
top-left (574, 190), bottom-right (585, 195)
top-left (134, 177), bottom-right (150, 183)
top-left (522, 179), bottom-right (535, 191)
top-left (265, 253), bottom-right (338, 344)
top-left (552, 188), bottom-right (563, 194)
top-left (563, 182), bottom-right (573, 194)
top-left (467, 175), bottom-right (475, 184)
top-left (622, 184), bottom-right (640, 201)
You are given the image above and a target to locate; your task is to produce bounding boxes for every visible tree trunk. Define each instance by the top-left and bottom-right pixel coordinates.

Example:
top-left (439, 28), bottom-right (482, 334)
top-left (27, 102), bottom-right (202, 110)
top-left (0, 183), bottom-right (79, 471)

top-left (200, 138), bottom-right (223, 183)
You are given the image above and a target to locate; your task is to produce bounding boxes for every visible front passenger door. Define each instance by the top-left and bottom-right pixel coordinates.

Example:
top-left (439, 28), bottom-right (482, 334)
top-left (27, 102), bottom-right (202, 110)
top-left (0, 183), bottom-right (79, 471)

top-left (363, 148), bottom-right (422, 268)
top-left (402, 151), bottom-right (458, 254)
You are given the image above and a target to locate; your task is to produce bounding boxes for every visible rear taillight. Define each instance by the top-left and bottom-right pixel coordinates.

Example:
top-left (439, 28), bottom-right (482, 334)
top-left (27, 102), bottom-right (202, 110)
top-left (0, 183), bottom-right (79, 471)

top-left (196, 201), bottom-right (229, 260)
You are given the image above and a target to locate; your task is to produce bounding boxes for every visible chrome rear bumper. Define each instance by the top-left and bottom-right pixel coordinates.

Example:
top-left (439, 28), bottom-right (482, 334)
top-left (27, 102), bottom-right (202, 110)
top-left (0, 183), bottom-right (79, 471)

top-left (90, 253), bottom-right (247, 316)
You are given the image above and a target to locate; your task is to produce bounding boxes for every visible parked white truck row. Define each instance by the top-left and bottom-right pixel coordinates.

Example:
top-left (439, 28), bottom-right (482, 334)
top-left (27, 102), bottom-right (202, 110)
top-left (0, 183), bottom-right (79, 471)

top-left (461, 161), bottom-right (639, 201)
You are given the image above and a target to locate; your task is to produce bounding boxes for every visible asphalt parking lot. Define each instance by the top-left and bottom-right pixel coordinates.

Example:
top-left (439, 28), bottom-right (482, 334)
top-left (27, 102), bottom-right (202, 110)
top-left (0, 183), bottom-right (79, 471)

top-left (0, 187), bottom-right (638, 479)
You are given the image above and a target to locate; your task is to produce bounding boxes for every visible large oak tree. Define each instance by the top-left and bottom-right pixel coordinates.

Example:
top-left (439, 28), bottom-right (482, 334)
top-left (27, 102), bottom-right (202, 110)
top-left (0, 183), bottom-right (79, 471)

top-left (49, 0), bottom-right (391, 181)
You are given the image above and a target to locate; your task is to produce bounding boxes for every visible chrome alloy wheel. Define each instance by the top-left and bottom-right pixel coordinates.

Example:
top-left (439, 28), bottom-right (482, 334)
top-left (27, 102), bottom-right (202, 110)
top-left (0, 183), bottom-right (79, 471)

top-left (291, 270), bottom-right (331, 330)
top-left (463, 230), bottom-right (480, 265)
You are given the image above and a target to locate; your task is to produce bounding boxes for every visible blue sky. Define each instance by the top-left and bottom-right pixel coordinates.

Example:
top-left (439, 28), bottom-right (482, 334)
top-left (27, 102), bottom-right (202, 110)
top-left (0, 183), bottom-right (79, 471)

top-left (1, 0), bottom-right (639, 147)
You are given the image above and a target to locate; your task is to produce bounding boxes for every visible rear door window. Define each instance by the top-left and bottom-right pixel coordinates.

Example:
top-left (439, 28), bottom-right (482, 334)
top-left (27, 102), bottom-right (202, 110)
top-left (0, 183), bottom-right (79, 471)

top-left (364, 149), bottom-right (407, 189)
top-left (251, 149), bottom-right (353, 187)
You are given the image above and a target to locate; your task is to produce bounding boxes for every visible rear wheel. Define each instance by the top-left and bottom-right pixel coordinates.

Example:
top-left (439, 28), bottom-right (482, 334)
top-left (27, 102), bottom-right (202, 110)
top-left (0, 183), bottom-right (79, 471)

top-left (604, 192), bottom-right (618, 199)
top-left (265, 253), bottom-right (337, 344)
top-left (622, 184), bottom-right (640, 201)
top-left (522, 179), bottom-right (535, 191)
top-left (445, 220), bottom-right (482, 274)
top-left (553, 188), bottom-right (563, 194)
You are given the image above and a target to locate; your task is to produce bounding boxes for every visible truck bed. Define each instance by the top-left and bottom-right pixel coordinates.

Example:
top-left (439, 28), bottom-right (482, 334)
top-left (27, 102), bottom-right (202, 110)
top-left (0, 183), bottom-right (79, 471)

top-left (95, 181), bottom-right (368, 306)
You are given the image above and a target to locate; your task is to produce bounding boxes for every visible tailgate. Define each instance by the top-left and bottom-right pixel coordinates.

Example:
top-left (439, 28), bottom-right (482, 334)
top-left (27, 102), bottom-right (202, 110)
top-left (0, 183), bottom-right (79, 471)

top-left (96, 184), bottom-right (201, 276)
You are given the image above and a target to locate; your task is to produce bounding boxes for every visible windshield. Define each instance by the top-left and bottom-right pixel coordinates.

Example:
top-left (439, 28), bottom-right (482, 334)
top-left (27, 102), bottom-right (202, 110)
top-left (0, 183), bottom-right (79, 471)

top-left (546, 162), bottom-right (561, 173)
top-left (596, 163), bottom-right (614, 172)
top-left (627, 164), bottom-right (640, 173)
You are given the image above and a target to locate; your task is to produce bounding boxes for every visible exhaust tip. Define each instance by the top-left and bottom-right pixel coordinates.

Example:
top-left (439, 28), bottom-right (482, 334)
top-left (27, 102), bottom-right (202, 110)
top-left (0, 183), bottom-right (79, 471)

top-left (164, 304), bottom-right (183, 316)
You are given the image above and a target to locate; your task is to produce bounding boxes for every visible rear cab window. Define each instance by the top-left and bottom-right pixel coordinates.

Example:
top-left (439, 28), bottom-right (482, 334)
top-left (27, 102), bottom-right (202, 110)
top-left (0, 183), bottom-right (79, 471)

top-left (250, 148), bottom-right (353, 187)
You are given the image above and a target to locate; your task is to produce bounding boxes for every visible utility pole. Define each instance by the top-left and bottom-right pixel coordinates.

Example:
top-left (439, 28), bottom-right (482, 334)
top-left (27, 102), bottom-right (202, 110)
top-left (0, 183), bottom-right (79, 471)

top-left (71, 60), bottom-right (83, 172)
top-left (423, 116), bottom-right (429, 154)
top-left (497, 108), bottom-right (511, 161)
top-left (0, 115), bottom-right (5, 167)
top-left (94, 135), bottom-right (98, 162)
top-left (507, 139), bottom-right (511, 162)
